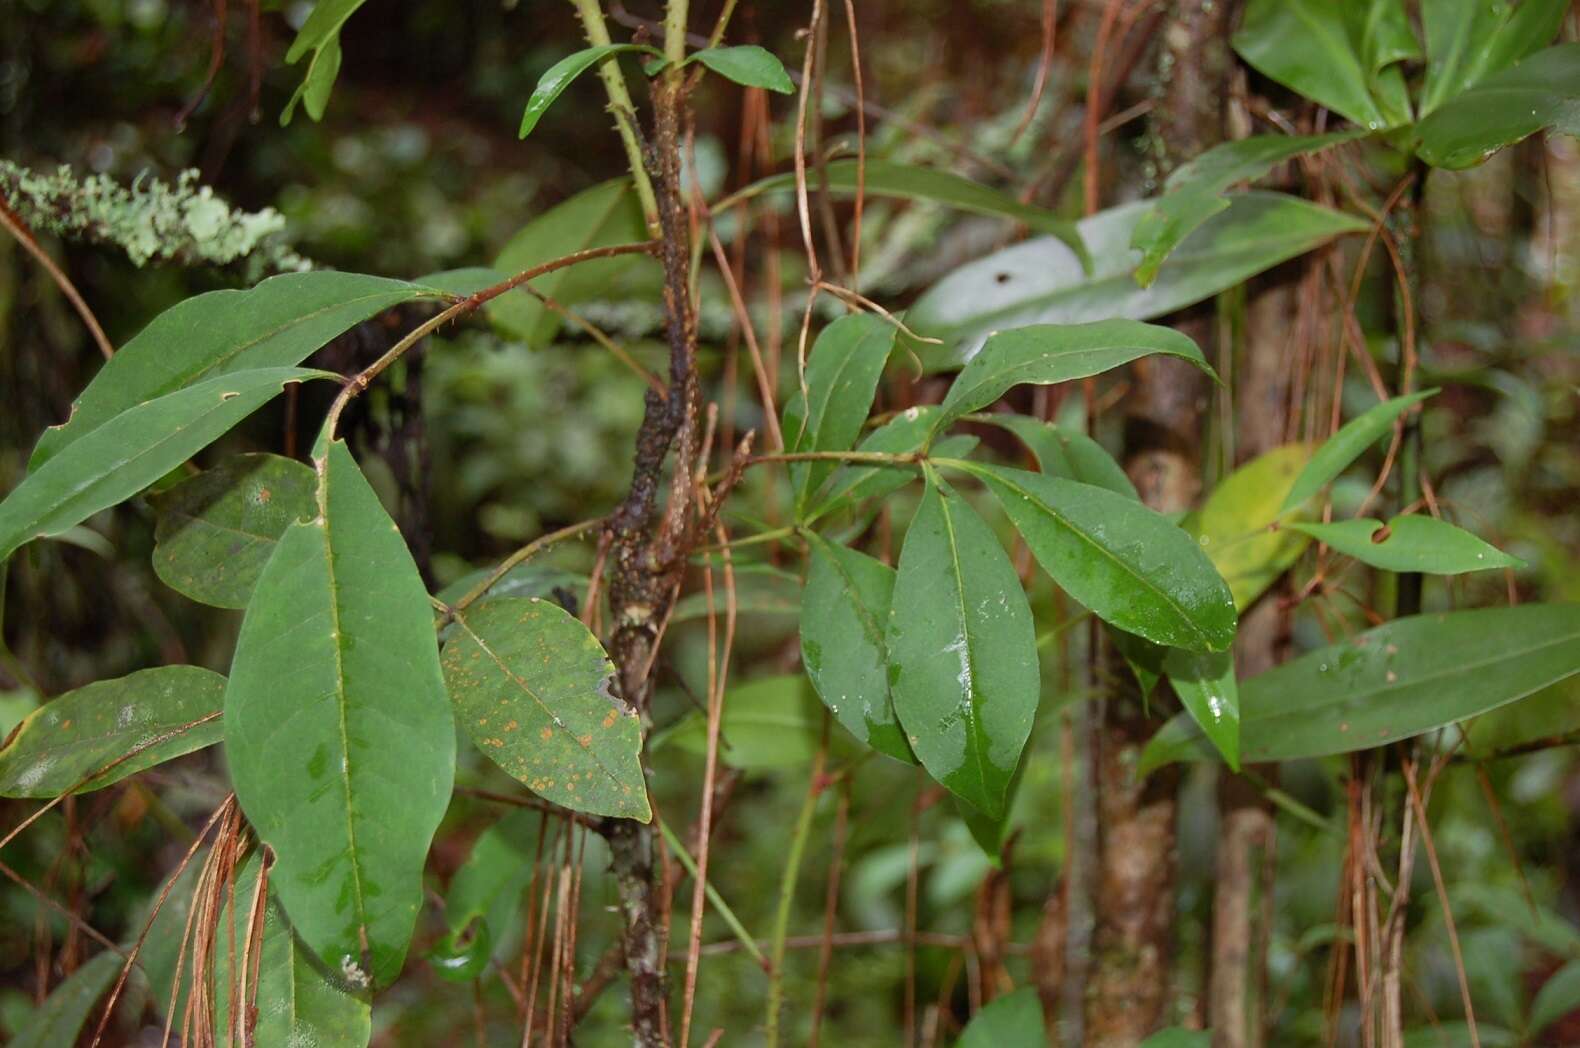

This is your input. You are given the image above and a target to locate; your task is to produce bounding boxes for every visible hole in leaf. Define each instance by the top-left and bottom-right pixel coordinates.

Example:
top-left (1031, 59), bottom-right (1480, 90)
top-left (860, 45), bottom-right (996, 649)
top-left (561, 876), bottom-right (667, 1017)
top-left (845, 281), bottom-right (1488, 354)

top-left (994, 272), bottom-right (1012, 284)
top-left (220, 391), bottom-right (240, 401)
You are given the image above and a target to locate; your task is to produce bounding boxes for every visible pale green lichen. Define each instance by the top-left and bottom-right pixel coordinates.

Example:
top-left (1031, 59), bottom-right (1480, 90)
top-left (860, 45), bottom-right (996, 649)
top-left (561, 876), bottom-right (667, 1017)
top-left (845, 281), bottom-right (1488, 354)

top-left (0, 160), bottom-right (311, 279)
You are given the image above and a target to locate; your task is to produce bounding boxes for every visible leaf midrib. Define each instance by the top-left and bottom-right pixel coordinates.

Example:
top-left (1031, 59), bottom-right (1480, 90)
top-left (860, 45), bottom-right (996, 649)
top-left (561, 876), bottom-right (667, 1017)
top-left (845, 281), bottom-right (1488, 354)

top-left (935, 487), bottom-right (994, 812)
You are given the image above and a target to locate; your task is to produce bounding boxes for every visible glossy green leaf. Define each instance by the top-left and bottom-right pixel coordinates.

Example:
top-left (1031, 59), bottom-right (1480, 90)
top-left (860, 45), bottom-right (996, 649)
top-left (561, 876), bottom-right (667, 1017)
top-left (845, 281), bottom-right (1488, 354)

top-left (488, 179), bottom-right (652, 346)
top-left (7, 950), bottom-right (121, 1048)
top-left (0, 666), bottom-right (224, 798)
top-left (1165, 648), bottom-right (1239, 770)
top-left (1132, 132), bottom-right (1364, 286)
top-left (783, 313), bottom-right (897, 513)
top-left (1, 368), bottom-right (328, 563)
top-left (935, 321), bottom-right (1214, 434)
top-left (210, 854), bottom-right (373, 1048)
top-left (958, 462), bottom-right (1237, 652)
top-left (662, 674), bottom-right (843, 769)
top-left (1287, 515), bottom-right (1522, 574)
top-left (1147, 604), bottom-right (1580, 766)
top-left (31, 271), bottom-right (440, 470)
top-left (152, 454), bottom-right (317, 609)
top-left (1416, 43), bottom-right (1580, 169)
top-left (887, 480), bottom-right (1039, 818)
top-left (906, 192), bottom-right (1366, 370)
top-left (442, 597), bottom-right (649, 821)
top-left (1421, 0), bottom-right (1567, 115)
top-left (519, 45), bottom-right (659, 138)
top-left (225, 439), bottom-right (456, 988)
top-left (280, 0), bottom-right (367, 123)
top-left (957, 987), bottom-right (1043, 1047)
top-left (970, 414), bottom-right (1137, 499)
top-left (1531, 959), bottom-right (1580, 1035)
top-left (803, 407), bottom-right (968, 522)
top-left (1349, 0), bottom-right (1418, 127)
top-left (800, 534), bottom-right (914, 763)
top-left (1280, 390), bottom-right (1436, 512)
top-left (432, 810), bottom-right (539, 981)
top-left (687, 45), bottom-right (793, 93)
top-left (717, 159), bottom-right (1088, 263)
top-left (1110, 626), bottom-right (1164, 703)
top-left (1191, 444), bottom-right (1314, 610)
top-left (1233, 0), bottom-right (1400, 129)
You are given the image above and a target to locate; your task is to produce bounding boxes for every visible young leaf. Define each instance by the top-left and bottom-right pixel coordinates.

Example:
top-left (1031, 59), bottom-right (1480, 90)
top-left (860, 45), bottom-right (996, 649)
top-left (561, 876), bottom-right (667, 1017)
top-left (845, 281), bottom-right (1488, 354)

top-left (957, 987), bottom-right (1044, 1048)
top-left (1420, 0), bottom-right (1567, 116)
top-left (7, 950), bottom-right (122, 1048)
top-left (887, 480), bottom-right (1039, 819)
top-left (1286, 515), bottom-right (1522, 574)
top-left (519, 45), bottom-right (660, 138)
top-left (1416, 43), bottom-right (1580, 169)
top-left (442, 597), bottom-right (649, 821)
top-left (687, 45), bottom-right (794, 93)
top-left (715, 159), bottom-right (1088, 264)
top-left (488, 180), bottom-right (652, 346)
top-left (782, 313), bottom-right (898, 513)
top-left (934, 320), bottom-right (1215, 434)
top-left (1164, 648), bottom-right (1239, 770)
top-left (800, 534), bottom-right (914, 763)
top-left (152, 454), bottom-right (317, 609)
top-left (30, 271), bottom-right (442, 470)
top-left (431, 810), bottom-right (539, 980)
top-left (1233, 0), bottom-right (1401, 130)
top-left (1191, 444), bottom-right (1314, 610)
top-left (225, 439), bottom-right (456, 989)
top-left (970, 414), bottom-right (1137, 499)
top-left (1348, 0), bottom-right (1418, 127)
top-left (659, 674), bottom-right (842, 769)
top-left (1530, 959), bottom-right (1580, 1035)
top-left (1148, 603), bottom-right (1580, 765)
top-left (280, 0), bottom-right (368, 123)
top-left (905, 192), bottom-right (1366, 370)
top-left (0, 666), bottom-right (225, 798)
top-left (1131, 131), bottom-right (1365, 285)
top-left (0, 368), bottom-right (329, 563)
top-left (956, 462), bottom-right (1237, 652)
top-left (212, 855), bottom-right (373, 1048)
top-left (1280, 389), bottom-right (1436, 512)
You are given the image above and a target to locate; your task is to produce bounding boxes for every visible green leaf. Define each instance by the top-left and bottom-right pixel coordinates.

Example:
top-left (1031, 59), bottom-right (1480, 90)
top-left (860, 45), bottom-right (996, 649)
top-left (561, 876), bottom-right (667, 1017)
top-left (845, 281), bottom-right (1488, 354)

top-left (1139, 1031), bottom-right (1212, 1048)
top-left (31, 271), bottom-right (441, 470)
top-left (1421, 0), bottom-right (1566, 116)
top-left (225, 439), bottom-right (456, 988)
top-left (800, 534), bottom-right (914, 763)
top-left (671, 563), bottom-right (801, 622)
top-left (1, 368), bottom-right (329, 563)
top-left (488, 180), bottom-right (653, 346)
top-left (934, 321), bottom-right (1215, 434)
top-left (1349, 0), bottom-right (1418, 127)
top-left (1147, 604), bottom-right (1580, 765)
top-left (1416, 43), bottom-right (1580, 169)
top-left (957, 462), bottom-right (1236, 652)
top-left (887, 480), bottom-right (1039, 818)
top-left (906, 192), bottom-right (1366, 371)
top-left (716, 159), bottom-right (1088, 265)
top-left (969, 414), bottom-right (1137, 499)
top-left (687, 45), bottom-right (794, 93)
top-left (782, 313), bottom-right (898, 514)
top-left (519, 45), bottom-right (659, 138)
top-left (1232, 0), bottom-right (1401, 130)
top-left (1190, 444), bottom-right (1314, 610)
top-left (442, 597), bottom-right (649, 821)
top-left (660, 674), bottom-right (841, 769)
top-left (7, 950), bottom-right (121, 1048)
top-left (1280, 389), bottom-right (1436, 512)
top-left (0, 666), bottom-right (224, 798)
top-left (1287, 515), bottom-right (1522, 574)
top-left (1131, 132), bottom-right (1364, 286)
top-left (957, 987), bottom-right (1043, 1047)
top-left (151, 454), bottom-right (317, 609)
top-left (1531, 959), bottom-right (1580, 1035)
top-left (803, 407), bottom-right (968, 522)
top-left (431, 810), bottom-right (539, 981)
top-left (1164, 648), bottom-right (1239, 770)
top-left (211, 854), bottom-right (373, 1048)
top-left (280, 0), bottom-right (368, 123)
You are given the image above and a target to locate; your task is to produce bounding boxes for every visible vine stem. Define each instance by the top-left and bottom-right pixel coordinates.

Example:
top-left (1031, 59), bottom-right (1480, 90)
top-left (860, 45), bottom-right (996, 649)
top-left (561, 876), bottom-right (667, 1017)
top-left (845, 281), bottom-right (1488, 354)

top-left (764, 736), bottom-right (826, 1048)
top-left (747, 449), bottom-right (920, 467)
top-left (568, 0), bottom-right (661, 230)
top-left (320, 241), bottom-right (655, 442)
top-left (442, 517), bottom-right (606, 619)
